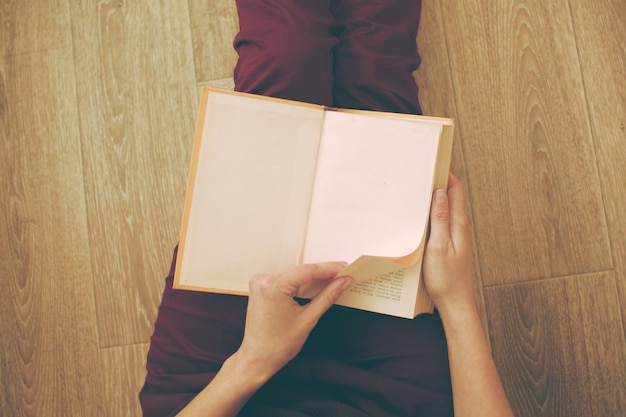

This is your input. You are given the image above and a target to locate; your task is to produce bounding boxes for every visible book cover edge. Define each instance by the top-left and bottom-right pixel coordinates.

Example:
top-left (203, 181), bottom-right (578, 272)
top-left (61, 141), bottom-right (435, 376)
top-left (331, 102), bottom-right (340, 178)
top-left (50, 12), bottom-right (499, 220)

top-left (413, 122), bottom-right (455, 317)
top-left (173, 88), bottom-right (211, 290)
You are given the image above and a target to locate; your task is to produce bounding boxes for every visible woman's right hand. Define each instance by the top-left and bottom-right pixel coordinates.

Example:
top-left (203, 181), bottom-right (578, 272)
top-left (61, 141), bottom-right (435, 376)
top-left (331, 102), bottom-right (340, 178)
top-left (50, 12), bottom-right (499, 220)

top-left (238, 262), bottom-right (352, 378)
top-left (423, 174), bottom-right (476, 317)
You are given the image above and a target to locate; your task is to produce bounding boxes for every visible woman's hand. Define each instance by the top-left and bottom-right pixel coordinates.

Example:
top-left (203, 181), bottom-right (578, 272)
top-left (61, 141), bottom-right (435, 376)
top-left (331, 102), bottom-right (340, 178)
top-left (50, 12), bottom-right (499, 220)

top-left (177, 263), bottom-right (352, 417)
top-left (423, 174), bottom-right (515, 417)
top-left (238, 262), bottom-right (353, 378)
top-left (423, 174), bottom-right (475, 316)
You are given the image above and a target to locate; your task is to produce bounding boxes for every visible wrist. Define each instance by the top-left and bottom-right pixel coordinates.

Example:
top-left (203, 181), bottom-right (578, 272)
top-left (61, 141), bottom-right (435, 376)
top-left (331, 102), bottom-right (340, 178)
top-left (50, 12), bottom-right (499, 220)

top-left (437, 299), bottom-right (481, 331)
top-left (229, 347), bottom-right (282, 386)
top-left (220, 352), bottom-right (273, 395)
top-left (178, 349), bottom-right (276, 416)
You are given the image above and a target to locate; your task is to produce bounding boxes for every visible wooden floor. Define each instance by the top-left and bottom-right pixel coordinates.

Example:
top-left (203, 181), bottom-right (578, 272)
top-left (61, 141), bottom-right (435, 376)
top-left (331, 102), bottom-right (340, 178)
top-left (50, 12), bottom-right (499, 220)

top-left (1, 1), bottom-right (624, 416)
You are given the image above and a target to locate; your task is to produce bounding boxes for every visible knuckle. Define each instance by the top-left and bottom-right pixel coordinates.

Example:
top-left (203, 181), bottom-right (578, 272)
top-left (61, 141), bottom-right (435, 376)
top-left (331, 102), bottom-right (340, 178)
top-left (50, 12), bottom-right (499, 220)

top-left (249, 273), bottom-right (273, 290)
top-left (324, 290), bottom-right (338, 306)
top-left (458, 214), bottom-right (473, 231)
top-left (434, 211), bottom-right (450, 222)
top-left (324, 297), bottom-right (334, 308)
top-left (428, 239), bottom-right (453, 255)
top-left (302, 263), bottom-right (320, 275)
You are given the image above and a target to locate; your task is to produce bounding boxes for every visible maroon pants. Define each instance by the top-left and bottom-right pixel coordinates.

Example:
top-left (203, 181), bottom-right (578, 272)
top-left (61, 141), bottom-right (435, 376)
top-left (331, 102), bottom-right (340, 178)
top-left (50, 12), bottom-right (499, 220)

top-left (233, 0), bottom-right (423, 113)
top-left (140, 1), bottom-right (451, 416)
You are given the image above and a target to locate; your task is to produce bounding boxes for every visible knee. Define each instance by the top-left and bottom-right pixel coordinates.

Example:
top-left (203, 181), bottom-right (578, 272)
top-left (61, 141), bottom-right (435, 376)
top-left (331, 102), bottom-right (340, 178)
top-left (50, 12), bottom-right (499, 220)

top-left (234, 21), bottom-right (335, 104)
top-left (235, 23), bottom-right (335, 78)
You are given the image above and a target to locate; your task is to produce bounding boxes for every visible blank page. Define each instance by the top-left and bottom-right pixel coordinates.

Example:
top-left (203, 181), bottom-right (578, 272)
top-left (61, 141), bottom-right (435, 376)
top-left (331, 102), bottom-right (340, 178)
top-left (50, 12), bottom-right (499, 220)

top-left (178, 92), bottom-right (324, 292)
top-left (302, 111), bottom-right (442, 264)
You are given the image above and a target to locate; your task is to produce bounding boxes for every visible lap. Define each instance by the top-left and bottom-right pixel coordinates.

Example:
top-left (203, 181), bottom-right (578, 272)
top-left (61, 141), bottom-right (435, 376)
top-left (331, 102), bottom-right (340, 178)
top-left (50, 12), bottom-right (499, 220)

top-left (307, 305), bottom-right (450, 389)
top-left (142, 247), bottom-right (451, 416)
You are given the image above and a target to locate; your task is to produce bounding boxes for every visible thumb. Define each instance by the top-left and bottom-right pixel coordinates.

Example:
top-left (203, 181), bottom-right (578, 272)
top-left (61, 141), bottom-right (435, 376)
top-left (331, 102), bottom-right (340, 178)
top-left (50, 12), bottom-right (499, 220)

top-left (429, 189), bottom-right (451, 245)
top-left (304, 276), bottom-right (353, 322)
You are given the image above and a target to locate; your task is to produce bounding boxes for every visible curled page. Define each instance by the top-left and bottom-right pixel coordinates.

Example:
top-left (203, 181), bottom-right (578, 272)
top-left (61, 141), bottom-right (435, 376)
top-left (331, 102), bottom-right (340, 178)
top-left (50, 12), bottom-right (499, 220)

top-left (302, 111), bottom-right (441, 264)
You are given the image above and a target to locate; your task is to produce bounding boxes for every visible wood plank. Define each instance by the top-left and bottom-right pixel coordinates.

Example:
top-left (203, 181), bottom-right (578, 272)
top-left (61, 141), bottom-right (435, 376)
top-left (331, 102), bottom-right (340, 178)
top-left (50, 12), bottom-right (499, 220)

top-left (102, 343), bottom-right (150, 417)
top-left (200, 77), bottom-right (236, 92)
top-left (485, 273), bottom-right (626, 416)
top-left (0, 48), bottom-right (105, 416)
top-left (441, 0), bottom-right (612, 285)
top-left (69, 0), bottom-right (199, 347)
top-left (188, 0), bottom-right (239, 82)
top-left (0, 0), bottom-right (70, 56)
top-left (569, 0), bottom-right (626, 322)
top-left (413, 0), bottom-right (489, 333)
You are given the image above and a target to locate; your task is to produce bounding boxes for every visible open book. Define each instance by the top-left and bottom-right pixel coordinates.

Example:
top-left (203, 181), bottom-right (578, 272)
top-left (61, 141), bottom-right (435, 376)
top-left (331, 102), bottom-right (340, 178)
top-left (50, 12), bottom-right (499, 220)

top-left (174, 88), bottom-right (454, 318)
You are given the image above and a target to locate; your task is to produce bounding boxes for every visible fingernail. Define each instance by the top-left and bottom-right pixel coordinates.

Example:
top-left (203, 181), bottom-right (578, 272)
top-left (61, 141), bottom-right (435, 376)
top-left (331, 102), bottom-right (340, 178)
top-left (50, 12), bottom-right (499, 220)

top-left (436, 189), bottom-right (446, 203)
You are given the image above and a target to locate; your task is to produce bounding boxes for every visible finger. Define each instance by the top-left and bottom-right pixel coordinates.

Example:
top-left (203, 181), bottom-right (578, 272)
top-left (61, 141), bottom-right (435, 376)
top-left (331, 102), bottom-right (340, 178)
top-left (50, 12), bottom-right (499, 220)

top-left (429, 187), bottom-right (451, 247)
top-left (447, 174), bottom-right (472, 245)
top-left (281, 262), bottom-right (346, 290)
top-left (447, 174), bottom-right (466, 213)
top-left (303, 276), bottom-right (353, 322)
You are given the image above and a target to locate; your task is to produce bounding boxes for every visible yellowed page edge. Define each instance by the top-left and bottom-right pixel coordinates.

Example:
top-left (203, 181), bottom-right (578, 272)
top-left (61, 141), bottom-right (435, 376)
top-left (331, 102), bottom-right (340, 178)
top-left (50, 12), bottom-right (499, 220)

top-left (433, 124), bottom-right (455, 189)
top-left (174, 88), bottom-right (324, 293)
top-left (412, 123), bottom-right (455, 315)
top-left (176, 89), bottom-right (324, 294)
top-left (414, 274), bottom-right (435, 316)
top-left (174, 89), bottom-right (210, 290)
top-left (173, 282), bottom-right (249, 297)
top-left (210, 87), bottom-right (324, 111)
top-left (335, 107), bottom-right (454, 125)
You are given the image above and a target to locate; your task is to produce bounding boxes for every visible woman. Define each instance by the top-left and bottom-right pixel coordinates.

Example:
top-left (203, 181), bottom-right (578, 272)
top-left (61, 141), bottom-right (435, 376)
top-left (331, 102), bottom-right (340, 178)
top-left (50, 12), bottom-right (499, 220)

top-left (140, 1), bottom-right (514, 416)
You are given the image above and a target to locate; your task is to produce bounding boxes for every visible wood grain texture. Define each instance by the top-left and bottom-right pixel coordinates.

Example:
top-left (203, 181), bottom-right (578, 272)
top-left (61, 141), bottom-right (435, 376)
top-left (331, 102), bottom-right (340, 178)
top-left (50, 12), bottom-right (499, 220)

top-left (200, 77), bottom-right (236, 92)
top-left (0, 0), bottom-right (71, 56)
top-left (569, 0), bottom-right (626, 323)
top-left (102, 343), bottom-right (150, 417)
top-left (188, 0), bottom-right (240, 82)
top-left (69, 0), bottom-right (199, 347)
top-left (441, 0), bottom-right (612, 285)
top-left (1, 0), bottom-right (624, 416)
top-left (485, 273), bottom-right (626, 417)
top-left (0, 48), bottom-right (105, 416)
top-left (413, 0), bottom-right (489, 334)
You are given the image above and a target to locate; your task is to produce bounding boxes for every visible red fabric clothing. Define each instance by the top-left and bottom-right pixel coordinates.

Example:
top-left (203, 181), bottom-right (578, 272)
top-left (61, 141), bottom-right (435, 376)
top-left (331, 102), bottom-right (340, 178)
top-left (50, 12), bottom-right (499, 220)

top-left (140, 0), bottom-right (452, 415)
top-left (141, 249), bottom-right (452, 417)
top-left (233, 0), bottom-right (422, 113)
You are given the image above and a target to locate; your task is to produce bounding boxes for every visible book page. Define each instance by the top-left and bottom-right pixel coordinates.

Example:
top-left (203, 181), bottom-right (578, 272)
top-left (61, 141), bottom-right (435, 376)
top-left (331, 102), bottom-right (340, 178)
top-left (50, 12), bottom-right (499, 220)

top-left (338, 265), bottom-right (421, 318)
top-left (177, 91), bottom-right (324, 292)
top-left (302, 111), bottom-right (443, 265)
top-left (298, 262), bottom-right (422, 318)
